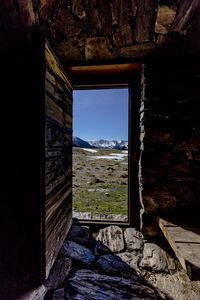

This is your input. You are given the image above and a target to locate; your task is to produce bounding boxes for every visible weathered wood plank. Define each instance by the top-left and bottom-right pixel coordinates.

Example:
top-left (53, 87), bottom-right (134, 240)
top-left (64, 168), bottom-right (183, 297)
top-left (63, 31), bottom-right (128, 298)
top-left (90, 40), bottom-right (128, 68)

top-left (45, 201), bottom-right (72, 276)
top-left (46, 180), bottom-right (72, 217)
top-left (46, 95), bottom-right (65, 125)
top-left (167, 228), bottom-right (200, 244)
top-left (45, 41), bottom-right (73, 279)
top-left (159, 218), bottom-right (200, 277)
top-left (45, 41), bottom-right (72, 92)
top-left (46, 175), bottom-right (71, 196)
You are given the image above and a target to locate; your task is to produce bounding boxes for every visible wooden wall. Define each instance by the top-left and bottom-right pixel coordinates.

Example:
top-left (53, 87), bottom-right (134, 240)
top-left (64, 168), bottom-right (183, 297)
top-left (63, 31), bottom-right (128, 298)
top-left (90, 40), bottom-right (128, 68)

top-left (0, 32), bottom-right (45, 299)
top-left (45, 42), bottom-right (73, 278)
top-left (0, 33), bottom-right (73, 299)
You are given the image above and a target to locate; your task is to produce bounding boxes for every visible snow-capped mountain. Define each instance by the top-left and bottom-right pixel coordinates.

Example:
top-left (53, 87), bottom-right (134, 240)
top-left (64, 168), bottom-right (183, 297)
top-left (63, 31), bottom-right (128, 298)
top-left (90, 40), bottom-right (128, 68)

top-left (73, 136), bottom-right (128, 150)
top-left (89, 139), bottom-right (128, 150)
top-left (73, 136), bottom-right (93, 148)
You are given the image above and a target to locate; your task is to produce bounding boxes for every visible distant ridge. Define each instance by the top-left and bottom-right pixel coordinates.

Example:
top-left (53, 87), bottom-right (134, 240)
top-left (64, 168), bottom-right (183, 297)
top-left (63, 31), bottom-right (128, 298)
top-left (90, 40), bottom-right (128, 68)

top-left (73, 136), bottom-right (93, 148)
top-left (73, 136), bottom-right (128, 150)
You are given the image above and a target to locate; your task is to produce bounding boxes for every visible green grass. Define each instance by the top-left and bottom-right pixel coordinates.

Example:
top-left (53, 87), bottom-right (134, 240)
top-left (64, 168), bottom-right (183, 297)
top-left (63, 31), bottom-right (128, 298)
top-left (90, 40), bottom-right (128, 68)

top-left (72, 147), bottom-right (128, 218)
top-left (73, 184), bottom-right (128, 215)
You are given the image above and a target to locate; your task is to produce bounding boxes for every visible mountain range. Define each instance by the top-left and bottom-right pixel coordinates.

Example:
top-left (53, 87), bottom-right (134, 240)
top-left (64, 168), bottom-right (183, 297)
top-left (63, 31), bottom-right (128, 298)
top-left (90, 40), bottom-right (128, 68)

top-left (73, 136), bottom-right (128, 150)
top-left (73, 136), bottom-right (93, 148)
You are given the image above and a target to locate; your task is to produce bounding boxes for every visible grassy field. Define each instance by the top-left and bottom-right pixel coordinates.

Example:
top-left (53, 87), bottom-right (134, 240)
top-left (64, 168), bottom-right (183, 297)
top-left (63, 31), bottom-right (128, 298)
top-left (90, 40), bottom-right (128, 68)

top-left (72, 147), bottom-right (128, 220)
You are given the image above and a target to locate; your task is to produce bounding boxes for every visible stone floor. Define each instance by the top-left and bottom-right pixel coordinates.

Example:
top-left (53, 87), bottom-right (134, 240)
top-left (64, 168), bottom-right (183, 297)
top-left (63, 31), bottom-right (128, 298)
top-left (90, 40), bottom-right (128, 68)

top-left (40, 224), bottom-right (200, 300)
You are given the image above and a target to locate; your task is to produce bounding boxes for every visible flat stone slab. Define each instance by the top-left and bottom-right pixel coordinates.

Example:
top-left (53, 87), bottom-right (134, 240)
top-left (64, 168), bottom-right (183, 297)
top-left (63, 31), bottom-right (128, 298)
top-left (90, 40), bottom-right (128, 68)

top-left (66, 269), bottom-right (168, 299)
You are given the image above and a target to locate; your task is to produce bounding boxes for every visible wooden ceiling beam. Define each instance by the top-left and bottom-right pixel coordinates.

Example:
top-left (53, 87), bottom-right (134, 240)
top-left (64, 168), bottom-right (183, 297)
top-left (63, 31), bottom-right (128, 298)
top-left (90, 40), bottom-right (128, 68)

top-left (68, 63), bottom-right (142, 76)
top-left (67, 63), bottom-right (143, 87)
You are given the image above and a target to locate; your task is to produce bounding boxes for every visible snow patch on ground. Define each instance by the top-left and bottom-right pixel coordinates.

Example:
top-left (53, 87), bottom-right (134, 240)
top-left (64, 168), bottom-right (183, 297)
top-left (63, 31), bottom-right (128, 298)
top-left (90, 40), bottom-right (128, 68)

top-left (89, 153), bottom-right (128, 161)
top-left (83, 148), bottom-right (98, 153)
top-left (110, 153), bottom-right (128, 158)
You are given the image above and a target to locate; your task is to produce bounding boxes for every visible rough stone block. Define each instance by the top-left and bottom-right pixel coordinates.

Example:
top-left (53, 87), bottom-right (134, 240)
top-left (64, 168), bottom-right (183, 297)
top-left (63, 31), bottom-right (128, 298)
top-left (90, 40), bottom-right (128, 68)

top-left (113, 23), bottom-right (135, 47)
top-left (53, 6), bottom-right (83, 37)
top-left (140, 243), bottom-right (176, 272)
top-left (111, 0), bottom-right (138, 26)
top-left (124, 228), bottom-right (144, 251)
top-left (143, 190), bottom-right (176, 212)
top-left (96, 254), bottom-right (137, 279)
top-left (45, 257), bottom-right (72, 289)
top-left (155, 5), bottom-right (176, 34)
top-left (54, 39), bottom-right (83, 61)
top-left (96, 225), bottom-right (124, 253)
top-left (67, 225), bottom-right (90, 246)
top-left (60, 240), bottom-right (95, 265)
top-left (52, 288), bottom-right (65, 300)
top-left (117, 251), bottom-right (140, 270)
top-left (135, 0), bottom-right (158, 42)
top-left (119, 42), bottom-right (155, 58)
top-left (18, 0), bottom-right (36, 26)
top-left (85, 37), bottom-right (116, 60)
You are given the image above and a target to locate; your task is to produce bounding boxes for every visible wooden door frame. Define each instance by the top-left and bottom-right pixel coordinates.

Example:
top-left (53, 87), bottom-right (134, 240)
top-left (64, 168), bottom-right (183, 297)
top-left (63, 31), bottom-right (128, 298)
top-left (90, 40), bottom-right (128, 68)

top-left (68, 64), bottom-right (142, 228)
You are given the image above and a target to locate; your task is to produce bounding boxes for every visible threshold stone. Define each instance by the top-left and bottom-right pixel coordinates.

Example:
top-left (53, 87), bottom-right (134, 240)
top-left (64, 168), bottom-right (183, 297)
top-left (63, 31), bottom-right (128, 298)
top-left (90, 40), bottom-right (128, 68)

top-left (65, 269), bottom-right (168, 299)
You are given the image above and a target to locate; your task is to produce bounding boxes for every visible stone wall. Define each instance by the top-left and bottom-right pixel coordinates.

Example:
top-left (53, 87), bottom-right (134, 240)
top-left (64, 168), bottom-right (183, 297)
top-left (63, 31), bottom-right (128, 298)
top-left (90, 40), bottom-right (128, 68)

top-left (140, 61), bottom-right (200, 235)
top-left (1, 1), bottom-right (200, 61)
top-left (43, 224), bottom-right (200, 300)
top-left (1, 1), bottom-right (200, 232)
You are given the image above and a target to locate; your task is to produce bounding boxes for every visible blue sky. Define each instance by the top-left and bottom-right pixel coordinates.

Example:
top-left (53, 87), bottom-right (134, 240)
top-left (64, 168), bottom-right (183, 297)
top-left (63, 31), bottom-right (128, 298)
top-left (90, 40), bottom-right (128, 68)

top-left (73, 88), bottom-right (128, 141)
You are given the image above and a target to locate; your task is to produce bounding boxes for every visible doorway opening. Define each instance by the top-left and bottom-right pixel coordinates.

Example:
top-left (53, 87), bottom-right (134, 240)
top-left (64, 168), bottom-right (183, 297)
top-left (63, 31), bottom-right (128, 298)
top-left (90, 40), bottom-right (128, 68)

top-left (72, 87), bottom-right (129, 222)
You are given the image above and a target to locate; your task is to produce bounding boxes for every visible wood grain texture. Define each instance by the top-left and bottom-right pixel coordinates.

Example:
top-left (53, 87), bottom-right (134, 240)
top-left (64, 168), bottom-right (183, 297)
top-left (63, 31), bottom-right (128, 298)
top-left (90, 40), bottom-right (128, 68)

top-left (159, 218), bottom-right (200, 277)
top-left (45, 41), bottom-right (73, 278)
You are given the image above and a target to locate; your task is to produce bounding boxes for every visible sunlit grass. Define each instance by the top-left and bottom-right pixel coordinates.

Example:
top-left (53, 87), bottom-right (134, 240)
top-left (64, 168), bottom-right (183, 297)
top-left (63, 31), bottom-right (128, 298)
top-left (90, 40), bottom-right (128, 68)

top-left (72, 147), bottom-right (128, 218)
